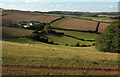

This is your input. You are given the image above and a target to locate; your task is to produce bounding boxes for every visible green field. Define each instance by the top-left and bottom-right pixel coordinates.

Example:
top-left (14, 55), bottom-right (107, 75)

top-left (54, 29), bottom-right (99, 40)
top-left (3, 26), bottom-right (95, 46)
top-left (2, 41), bottom-right (118, 75)
top-left (2, 26), bottom-right (33, 38)
top-left (47, 34), bottom-right (93, 46)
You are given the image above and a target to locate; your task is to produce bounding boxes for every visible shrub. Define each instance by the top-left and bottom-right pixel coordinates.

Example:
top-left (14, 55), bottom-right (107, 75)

top-left (95, 20), bottom-right (120, 53)
top-left (65, 44), bottom-right (68, 46)
top-left (75, 42), bottom-right (80, 47)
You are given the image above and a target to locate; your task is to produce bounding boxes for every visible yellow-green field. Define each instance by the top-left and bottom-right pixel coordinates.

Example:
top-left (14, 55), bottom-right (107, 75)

top-left (2, 41), bottom-right (119, 75)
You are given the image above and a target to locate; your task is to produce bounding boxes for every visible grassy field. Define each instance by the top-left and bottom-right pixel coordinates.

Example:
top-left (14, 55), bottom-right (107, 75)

top-left (54, 29), bottom-right (99, 40)
top-left (2, 26), bottom-right (95, 46)
top-left (47, 34), bottom-right (93, 46)
top-left (2, 41), bottom-right (119, 75)
top-left (2, 26), bottom-right (33, 38)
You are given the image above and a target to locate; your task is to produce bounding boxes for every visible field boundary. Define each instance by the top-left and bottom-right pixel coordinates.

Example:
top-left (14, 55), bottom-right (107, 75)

top-left (3, 65), bottom-right (119, 71)
top-left (52, 27), bottom-right (100, 34)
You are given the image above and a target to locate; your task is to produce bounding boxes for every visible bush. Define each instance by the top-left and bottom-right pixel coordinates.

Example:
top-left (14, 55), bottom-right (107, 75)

top-left (75, 42), bottom-right (80, 47)
top-left (95, 20), bottom-right (120, 53)
top-left (65, 44), bottom-right (68, 46)
top-left (29, 30), bottom-right (40, 41)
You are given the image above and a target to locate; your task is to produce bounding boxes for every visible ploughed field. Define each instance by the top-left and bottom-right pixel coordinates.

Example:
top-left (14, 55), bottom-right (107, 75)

top-left (2, 10), bottom-right (61, 25)
top-left (55, 18), bottom-right (109, 32)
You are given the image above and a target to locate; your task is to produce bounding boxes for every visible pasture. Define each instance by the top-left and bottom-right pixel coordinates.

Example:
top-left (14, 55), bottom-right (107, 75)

top-left (2, 26), bottom-right (33, 38)
top-left (2, 26), bottom-right (96, 46)
top-left (2, 41), bottom-right (118, 75)
top-left (53, 29), bottom-right (98, 40)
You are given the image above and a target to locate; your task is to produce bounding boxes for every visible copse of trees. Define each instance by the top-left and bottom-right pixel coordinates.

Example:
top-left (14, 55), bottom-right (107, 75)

top-left (95, 19), bottom-right (120, 53)
top-left (29, 23), bottom-right (51, 42)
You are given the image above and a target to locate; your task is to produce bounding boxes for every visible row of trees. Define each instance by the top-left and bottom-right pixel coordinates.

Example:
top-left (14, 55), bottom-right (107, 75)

top-left (34, 11), bottom-right (118, 17)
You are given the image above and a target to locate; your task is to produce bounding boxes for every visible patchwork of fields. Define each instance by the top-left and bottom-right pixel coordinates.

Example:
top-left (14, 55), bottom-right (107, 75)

top-left (55, 18), bottom-right (109, 32)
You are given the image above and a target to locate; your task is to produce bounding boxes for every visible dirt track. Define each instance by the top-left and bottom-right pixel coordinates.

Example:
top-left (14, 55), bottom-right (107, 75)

top-left (3, 65), bottom-right (119, 71)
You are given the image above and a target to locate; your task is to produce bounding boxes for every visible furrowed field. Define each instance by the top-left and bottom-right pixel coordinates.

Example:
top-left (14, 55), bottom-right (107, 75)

top-left (2, 10), bottom-right (61, 25)
top-left (55, 18), bottom-right (109, 32)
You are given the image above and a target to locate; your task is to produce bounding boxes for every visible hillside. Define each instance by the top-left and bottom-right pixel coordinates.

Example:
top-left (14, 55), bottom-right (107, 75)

top-left (2, 41), bottom-right (118, 75)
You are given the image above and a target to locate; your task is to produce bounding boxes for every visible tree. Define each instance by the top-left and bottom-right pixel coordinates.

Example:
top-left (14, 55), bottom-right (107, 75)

top-left (95, 19), bottom-right (120, 53)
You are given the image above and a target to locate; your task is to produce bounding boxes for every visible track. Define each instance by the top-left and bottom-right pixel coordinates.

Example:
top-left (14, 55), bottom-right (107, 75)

top-left (3, 65), bottom-right (119, 71)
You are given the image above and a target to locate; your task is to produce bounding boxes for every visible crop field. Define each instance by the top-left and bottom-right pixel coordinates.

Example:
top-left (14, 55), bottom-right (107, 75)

top-left (98, 23), bottom-right (110, 32)
top-left (55, 18), bottom-right (98, 31)
top-left (2, 41), bottom-right (119, 75)
top-left (55, 18), bottom-right (109, 32)
top-left (2, 11), bottom-right (61, 25)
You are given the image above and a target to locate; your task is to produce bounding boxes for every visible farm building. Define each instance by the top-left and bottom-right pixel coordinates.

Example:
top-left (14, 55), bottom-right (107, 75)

top-left (18, 21), bottom-right (34, 28)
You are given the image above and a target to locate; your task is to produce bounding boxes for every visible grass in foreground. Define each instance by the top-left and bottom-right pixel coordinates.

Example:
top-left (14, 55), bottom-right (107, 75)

top-left (2, 41), bottom-right (118, 75)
